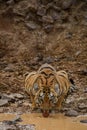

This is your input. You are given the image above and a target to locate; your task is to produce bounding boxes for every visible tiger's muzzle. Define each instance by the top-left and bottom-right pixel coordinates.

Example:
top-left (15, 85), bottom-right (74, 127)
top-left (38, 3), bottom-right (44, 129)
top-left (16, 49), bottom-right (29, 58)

top-left (35, 87), bottom-right (58, 108)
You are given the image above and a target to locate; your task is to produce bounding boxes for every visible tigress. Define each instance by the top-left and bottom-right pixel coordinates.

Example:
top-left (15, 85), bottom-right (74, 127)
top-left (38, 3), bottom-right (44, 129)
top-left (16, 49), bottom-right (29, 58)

top-left (25, 63), bottom-right (74, 117)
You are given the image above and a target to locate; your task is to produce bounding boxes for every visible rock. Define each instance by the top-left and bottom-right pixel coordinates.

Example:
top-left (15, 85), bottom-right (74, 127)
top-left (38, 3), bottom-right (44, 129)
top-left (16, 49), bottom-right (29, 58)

top-left (78, 103), bottom-right (87, 110)
top-left (43, 57), bottom-right (54, 63)
top-left (0, 99), bottom-right (8, 107)
top-left (80, 69), bottom-right (87, 76)
top-left (0, 122), bottom-right (35, 130)
top-left (33, 54), bottom-right (43, 62)
top-left (37, 6), bottom-right (46, 16)
top-left (80, 120), bottom-right (87, 123)
top-left (44, 24), bottom-right (53, 33)
top-left (12, 115), bottom-right (22, 123)
top-left (1, 93), bottom-right (24, 103)
top-left (4, 64), bottom-right (15, 72)
top-left (65, 96), bottom-right (75, 104)
top-left (0, 108), bottom-right (4, 113)
top-left (17, 124), bottom-right (35, 130)
top-left (65, 109), bottom-right (78, 117)
top-left (62, 0), bottom-right (73, 10)
top-left (12, 93), bottom-right (24, 99)
top-left (75, 51), bottom-right (82, 56)
top-left (6, 0), bottom-right (14, 5)
top-left (48, 9), bottom-right (60, 21)
top-left (23, 102), bottom-right (30, 107)
top-left (0, 122), bottom-right (16, 130)
top-left (42, 15), bottom-right (54, 24)
top-left (40, 0), bottom-right (52, 5)
top-left (65, 32), bottom-right (72, 39)
top-left (25, 21), bottom-right (39, 30)
top-left (84, 88), bottom-right (87, 93)
top-left (1, 94), bottom-right (15, 103)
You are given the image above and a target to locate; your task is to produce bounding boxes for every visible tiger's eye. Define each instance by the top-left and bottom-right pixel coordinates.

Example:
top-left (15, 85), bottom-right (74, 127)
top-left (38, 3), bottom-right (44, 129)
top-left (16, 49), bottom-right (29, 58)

top-left (33, 83), bottom-right (39, 91)
top-left (54, 83), bottom-right (60, 94)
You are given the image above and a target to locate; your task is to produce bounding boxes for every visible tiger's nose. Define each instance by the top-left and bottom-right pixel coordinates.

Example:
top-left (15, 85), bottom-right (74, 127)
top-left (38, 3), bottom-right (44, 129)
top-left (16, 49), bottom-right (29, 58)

top-left (43, 87), bottom-right (50, 94)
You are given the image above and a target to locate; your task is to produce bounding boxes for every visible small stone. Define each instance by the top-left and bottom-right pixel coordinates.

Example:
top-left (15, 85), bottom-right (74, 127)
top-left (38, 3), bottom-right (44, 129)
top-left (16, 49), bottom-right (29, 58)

top-left (44, 25), bottom-right (53, 33)
top-left (62, 0), bottom-right (73, 10)
top-left (43, 57), bottom-right (54, 63)
top-left (13, 93), bottom-right (24, 99)
top-left (65, 96), bottom-right (75, 104)
top-left (1, 94), bottom-right (15, 103)
top-left (25, 21), bottom-right (38, 30)
top-left (42, 15), bottom-right (54, 24)
top-left (65, 109), bottom-right (78, 117)
top-left (78, 103), bottom-right (87, 110)
top-left (6, 0), bottom-right (14, 5)
top-left (0, 108), bottom-right (4, 113)
top-left (4, 64), bottom-right (15, 72)
top-left (65, 32), bottom-right (72, 39)
top-left (75, 51), bottom-right (82, 56)
top-left (80, 120), bottom-right (87, 123)
top-left (0, 99), bottom-right (8, 107)
top-left (80, 69), bottom-right (87, 76)
top-left (84, 88), bottom-right (87, 93)
top-left (40, 0), bottom-right (51, 5)
top-left (12, 115), bottom-right (22, 123)
top-left (0, 122), bottom-right (16, 130)
top-left (37, 6), bottom-right (46, 16)
top-left (23, 102), bottom-right (30, 107)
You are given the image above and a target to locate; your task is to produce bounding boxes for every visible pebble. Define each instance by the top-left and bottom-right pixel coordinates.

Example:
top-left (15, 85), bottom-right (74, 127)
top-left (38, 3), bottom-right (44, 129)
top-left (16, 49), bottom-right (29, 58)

top-left (65, 109), bottom-right (78, 117)
top-left (78, 103), bottom-right (87, 110)
top-left (12, 93), bottom-right (24, 99)
top-left (80, 120), bottom-right (87, 123)
top-left (0, 122), bottom-right (35, 130)
top-left (44, 24), bottom-right (53, 33)
top-left (84, 88), bottom-right (87, 93)
top-left (0, 99), bottom-right (8, 107)
top-left (62, 0), bottom-right (73, 10)
top-left (43, 57), bottom-right (54, 63)
top-left (1, 94), bottom-right (15, 103)
top-left (65, 96), bottom-right (75, 104)
top-left (6, 0), bottom-right (15, 5)
top-left (4, 64), bottom-right (15, 72)
top-left (25, 21), bottom-right (38, 30)
top-left (37, 6), bottom-right (46, 16)
top-left (42, 15), bottom-right (54, 24)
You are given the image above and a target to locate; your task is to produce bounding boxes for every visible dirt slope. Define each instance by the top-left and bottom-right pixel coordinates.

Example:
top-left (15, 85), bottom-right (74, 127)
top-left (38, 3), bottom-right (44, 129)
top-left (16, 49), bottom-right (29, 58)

top-left (0, 0), bottom-right (87, 114)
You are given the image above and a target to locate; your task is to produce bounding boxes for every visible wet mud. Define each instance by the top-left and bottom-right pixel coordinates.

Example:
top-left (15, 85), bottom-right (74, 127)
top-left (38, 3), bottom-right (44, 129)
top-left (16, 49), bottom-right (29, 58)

top-left (0, 113), bottom-right (87, 130)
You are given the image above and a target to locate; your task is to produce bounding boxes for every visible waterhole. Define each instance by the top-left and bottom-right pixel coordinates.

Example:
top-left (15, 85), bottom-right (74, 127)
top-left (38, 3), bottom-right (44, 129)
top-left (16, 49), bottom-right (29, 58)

top-left (0, 113), bottom-right (87, 130)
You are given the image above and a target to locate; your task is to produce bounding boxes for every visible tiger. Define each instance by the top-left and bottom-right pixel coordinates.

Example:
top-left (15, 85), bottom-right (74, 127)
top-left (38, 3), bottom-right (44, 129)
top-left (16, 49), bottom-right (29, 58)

top-left (25, 63), bottom-right (75, 117)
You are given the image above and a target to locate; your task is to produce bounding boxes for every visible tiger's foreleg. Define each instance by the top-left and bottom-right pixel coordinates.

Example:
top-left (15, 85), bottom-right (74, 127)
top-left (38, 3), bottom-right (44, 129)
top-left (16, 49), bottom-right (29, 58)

top-left (55, 95), bottom-right (66, 111)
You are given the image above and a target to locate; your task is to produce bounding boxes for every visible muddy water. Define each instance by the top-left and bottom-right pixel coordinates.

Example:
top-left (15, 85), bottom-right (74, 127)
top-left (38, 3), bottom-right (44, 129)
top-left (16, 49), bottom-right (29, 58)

top-left (0, 113), bottom-right (87, 130)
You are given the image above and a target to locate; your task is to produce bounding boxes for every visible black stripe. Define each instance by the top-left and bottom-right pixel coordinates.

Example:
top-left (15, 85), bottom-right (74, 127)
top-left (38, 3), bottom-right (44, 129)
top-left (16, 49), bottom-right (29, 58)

top-left (40, 66), bottom-right (55, 71)
top-left (41, 71), bottom-right (48, 76)
top-left (58, 74), bottom-right (66, 79)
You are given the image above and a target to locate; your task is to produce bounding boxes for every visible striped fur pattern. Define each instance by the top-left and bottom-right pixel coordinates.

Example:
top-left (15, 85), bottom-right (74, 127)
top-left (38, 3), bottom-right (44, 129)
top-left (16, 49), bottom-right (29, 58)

top-left (25, 64), bottom-right (71, 111)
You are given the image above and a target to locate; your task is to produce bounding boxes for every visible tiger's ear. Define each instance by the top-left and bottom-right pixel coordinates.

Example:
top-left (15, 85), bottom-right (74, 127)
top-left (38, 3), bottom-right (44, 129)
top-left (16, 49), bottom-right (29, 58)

top-left (24, 71), bottom-right (37, 79)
